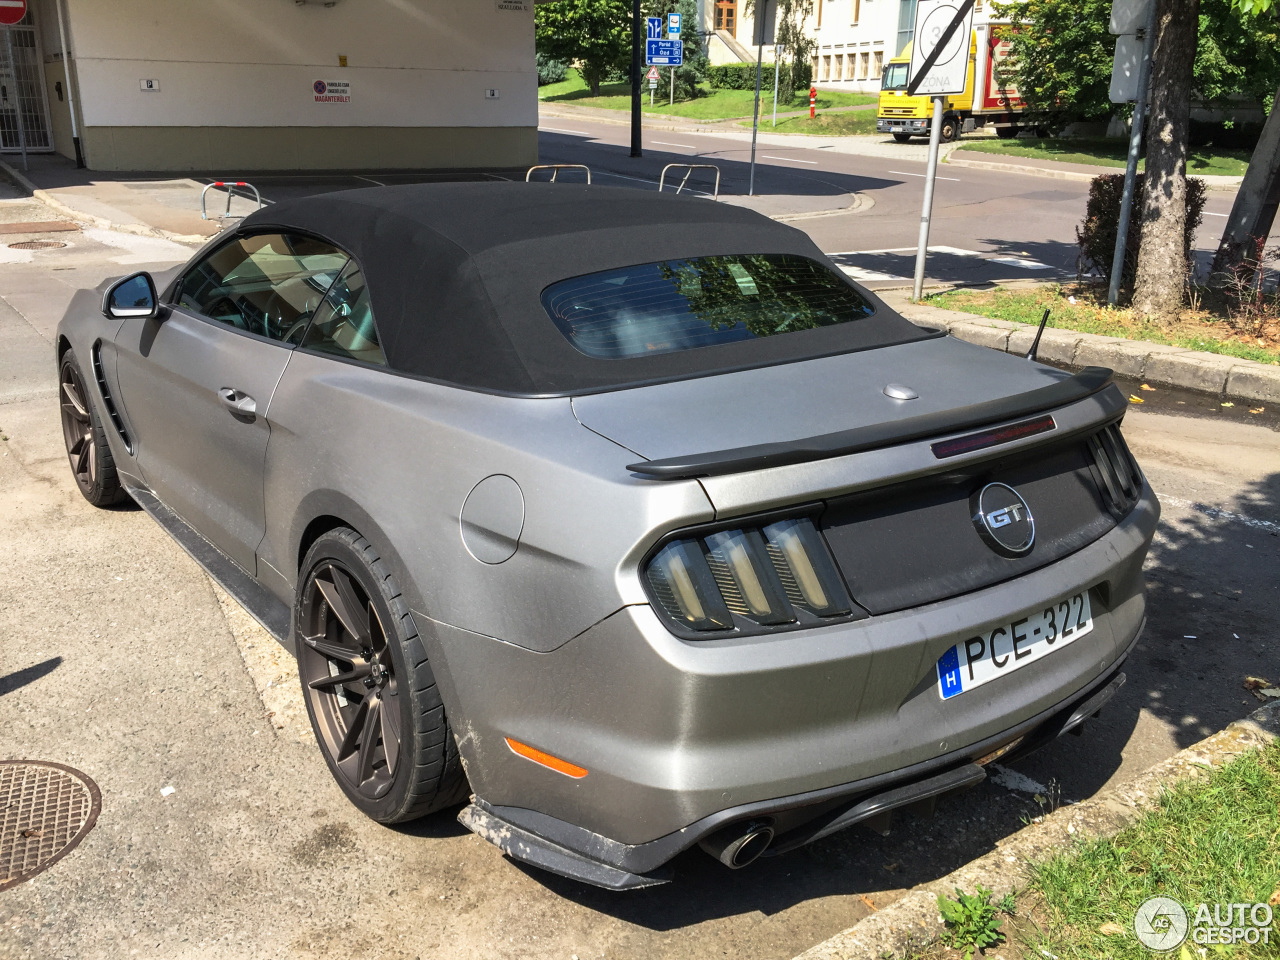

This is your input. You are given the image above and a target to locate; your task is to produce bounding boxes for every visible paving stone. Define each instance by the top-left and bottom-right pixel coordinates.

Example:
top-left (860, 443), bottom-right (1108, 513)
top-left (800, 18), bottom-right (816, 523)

top-left (1225, 364), bottom-right (1280, 404)
top-left (1143, 351), bottom-right (1235, 393)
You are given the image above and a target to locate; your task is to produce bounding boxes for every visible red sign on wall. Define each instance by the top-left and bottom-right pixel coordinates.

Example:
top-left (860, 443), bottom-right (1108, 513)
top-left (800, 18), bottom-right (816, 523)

top-left (0, 0), bottom-right (26, 26)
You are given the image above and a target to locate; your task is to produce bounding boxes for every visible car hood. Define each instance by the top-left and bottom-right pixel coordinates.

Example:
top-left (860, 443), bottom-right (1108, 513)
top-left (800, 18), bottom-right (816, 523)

top-left (571, 335), bottom-right (1075, 463)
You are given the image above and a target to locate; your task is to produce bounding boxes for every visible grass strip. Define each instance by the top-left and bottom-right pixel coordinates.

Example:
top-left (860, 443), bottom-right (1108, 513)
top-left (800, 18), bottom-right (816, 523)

top-left (539, 68), bottom-right (875, 120)
top-left (928, 285), bottom-right (1280, 366)
top-left (950, 138), bottom-right (1250, 177)
top-left (1026, 738), bottom-right (1280, 960)
top-left (738, 110), bottom-right (879, 136)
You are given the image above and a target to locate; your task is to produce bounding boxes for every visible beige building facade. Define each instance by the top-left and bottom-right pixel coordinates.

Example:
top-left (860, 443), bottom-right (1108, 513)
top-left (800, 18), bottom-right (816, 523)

top-left (20, 0), bottom-right (538, 172)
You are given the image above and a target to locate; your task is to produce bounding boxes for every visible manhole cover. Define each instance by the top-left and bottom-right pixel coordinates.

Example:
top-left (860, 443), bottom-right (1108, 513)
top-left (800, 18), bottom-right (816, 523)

top-left (0, 761), bottom-right (101, 891)
top-left (8, 240), bottom-right (67, 250)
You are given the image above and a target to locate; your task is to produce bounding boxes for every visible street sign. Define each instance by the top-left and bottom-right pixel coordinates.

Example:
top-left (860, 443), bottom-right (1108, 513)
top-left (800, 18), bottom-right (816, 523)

top-left (1109, 34), bottom-right (1144, 103)
top-left (667, 12), bottom-right (681, 37)
top-left (646, 16), bottom-right (663, 40)
top-left (646, 38), bottom-right (683, 66)
top-left (752, 0), bottom-right (777, 46)
top-left (907, 0), bottom-right (975, 97)
top-left (0, 0), bottom-right (26, 26)
top-left (646, 66), bottom-right (661, 82)
top-left (1109, 0), bottom-right (1151, 35)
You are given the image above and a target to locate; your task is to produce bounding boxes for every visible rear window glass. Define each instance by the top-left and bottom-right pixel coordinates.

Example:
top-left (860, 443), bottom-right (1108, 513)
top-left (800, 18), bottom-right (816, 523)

top-left (540, 254), bottom-right (877, 359)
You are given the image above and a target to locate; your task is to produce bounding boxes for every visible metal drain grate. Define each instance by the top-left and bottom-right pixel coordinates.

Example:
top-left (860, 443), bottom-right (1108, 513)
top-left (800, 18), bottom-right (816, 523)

top-left (8, 240), bottom-right (67, 250)
top-left (0, 761), bottom-right (101, 891)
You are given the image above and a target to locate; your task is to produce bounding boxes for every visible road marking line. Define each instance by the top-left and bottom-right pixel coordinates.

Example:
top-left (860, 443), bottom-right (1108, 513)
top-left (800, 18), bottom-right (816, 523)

top-left (652, 140), bottom-right (696, 149)
top-left (827, 247), bottom-right (918, 256)
top-left (928, 246), bottom-right (983, 257)
top-left (763, 155), bottom-right (819, 164)
top-left (989, 255), bottom-right (1054, 270)
top-left (1203, 212), bottom-right (1229, 217)
top-left (1158, 495), bottom-right (1280, 534)
top-left (540, 127), bottom-right (592, 137)
top-left (838, 264), bottom-right (902, 282)
top-left (353, 175), bottom-right (385, 186)
top-left (888, 170), bottom-right (961, 182)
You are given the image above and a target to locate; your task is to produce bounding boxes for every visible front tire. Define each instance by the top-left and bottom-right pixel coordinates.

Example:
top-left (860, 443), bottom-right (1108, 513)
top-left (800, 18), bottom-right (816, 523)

top-left (296, 528), bottom-right (469, 823)
top-left (892, 132), bottom-right (913, 143)
top-left (939, 115), bottom-right (960, 142)
top-left (59, 349), bottom-right (127, 507)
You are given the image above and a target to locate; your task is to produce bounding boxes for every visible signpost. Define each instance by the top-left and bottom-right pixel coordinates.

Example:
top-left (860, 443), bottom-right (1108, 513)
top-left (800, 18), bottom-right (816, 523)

top-left (645, 38), bottom-right (683, 66)
top-left (907, 0), bottom-right (976, 300)
top-left (1106, 0), bottom-right (1156, 305)
top-left (747, 0), bottom-right (777, 197)
top-left (668, 13), bottom-right (680, 106)
top-left (0, 0), bottom-right (28, 172)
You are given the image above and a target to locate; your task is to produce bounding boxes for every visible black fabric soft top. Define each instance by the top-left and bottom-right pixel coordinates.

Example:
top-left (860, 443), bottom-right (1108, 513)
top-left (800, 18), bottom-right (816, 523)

top-left (239, 182), bottom-right (935, 396)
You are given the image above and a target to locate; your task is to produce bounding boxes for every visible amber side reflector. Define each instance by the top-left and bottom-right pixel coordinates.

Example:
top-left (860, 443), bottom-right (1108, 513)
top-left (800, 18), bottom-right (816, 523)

top-left (931, 415), bottom-right (1056, 459)
top-left (504, 737), bottom-right (588, 779)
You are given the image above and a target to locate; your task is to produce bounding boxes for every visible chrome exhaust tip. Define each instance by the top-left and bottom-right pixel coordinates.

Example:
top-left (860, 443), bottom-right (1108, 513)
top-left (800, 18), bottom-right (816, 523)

top-left (698, 822), bottom-right (775, 869)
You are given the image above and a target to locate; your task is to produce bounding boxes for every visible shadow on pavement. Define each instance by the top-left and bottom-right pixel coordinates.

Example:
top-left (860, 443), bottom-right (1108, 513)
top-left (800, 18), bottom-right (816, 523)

top-left (0, 656), bottom-right (62, 697)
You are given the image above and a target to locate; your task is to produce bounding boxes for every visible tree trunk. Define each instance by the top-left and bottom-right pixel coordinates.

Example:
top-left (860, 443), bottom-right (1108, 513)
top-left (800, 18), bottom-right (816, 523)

top-left (1210, 85), bottom-right (1280, 281)
top-left (1131, 0), bottom-right (1200, 319)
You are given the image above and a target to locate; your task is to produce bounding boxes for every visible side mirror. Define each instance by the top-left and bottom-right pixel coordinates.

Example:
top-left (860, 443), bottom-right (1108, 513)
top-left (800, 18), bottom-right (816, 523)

top-left (103, 272), bottom-right (159, 319)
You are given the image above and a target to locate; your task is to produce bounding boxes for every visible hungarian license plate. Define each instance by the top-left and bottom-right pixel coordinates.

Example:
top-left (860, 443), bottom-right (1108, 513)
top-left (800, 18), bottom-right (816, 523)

top-left (935, 592), bottom-right (1093, 700)
top-left (890, 126), bottom-right (905, 133)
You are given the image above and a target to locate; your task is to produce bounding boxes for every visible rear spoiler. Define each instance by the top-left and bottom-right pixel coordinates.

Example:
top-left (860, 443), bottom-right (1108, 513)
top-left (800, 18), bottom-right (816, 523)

top-left (627, 366), bottom-right (1117, 480)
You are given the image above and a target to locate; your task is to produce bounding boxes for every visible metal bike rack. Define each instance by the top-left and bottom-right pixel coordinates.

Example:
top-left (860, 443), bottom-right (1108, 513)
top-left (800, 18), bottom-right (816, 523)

top-left (525, 164), bottom-right (591, 184)
top-left (658, 164), bottom-right (721, 200)
top-left (201, 180), bottom-right (263, 221)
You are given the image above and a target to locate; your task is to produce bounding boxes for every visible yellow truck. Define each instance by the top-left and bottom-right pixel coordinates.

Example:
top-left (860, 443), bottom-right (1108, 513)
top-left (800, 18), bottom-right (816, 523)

top-left (876, 26), bottom-right (1029, 142)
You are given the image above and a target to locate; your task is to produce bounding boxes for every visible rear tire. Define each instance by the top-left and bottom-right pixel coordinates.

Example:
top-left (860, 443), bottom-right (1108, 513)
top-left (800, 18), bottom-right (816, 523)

top-left (996, 126), bottom-right (1018, 140)
top-left (892, 132), bottom-right (913, 143)
top-left (939, 116), bottom-right (960, 143)
top-left (296, 528), bottom-right (469, 823)
top-left (58, 349), bottom-right (127, 508)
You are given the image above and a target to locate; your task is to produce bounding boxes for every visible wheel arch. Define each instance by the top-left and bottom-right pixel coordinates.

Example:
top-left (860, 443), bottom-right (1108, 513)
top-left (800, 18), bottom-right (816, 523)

top-left (288, 490), bottom-right (426, 617)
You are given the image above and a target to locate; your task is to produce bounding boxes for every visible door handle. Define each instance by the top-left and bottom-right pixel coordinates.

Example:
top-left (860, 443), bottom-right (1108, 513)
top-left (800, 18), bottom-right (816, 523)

top-left (217, 387), bottom-right (257, 419)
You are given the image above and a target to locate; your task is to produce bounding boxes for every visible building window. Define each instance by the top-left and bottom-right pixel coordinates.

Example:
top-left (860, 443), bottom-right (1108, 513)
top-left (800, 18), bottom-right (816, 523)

top-left (860, 51), bottom-right (870, 79)
top-left (872, 50), bottom-right (884, 79)
top-left (834, 54), bottom-right (844, 80)
top-left (811, 55), bottom-right (820, 81)
top-left (817, 0), bottom-right (824, 26)
top-left (821, 55), bottom-right (832, 80)
top-left (896, 0), bottom-right (918, 57)
top-left (714, 0), bottom-right (737, 35)
top-left (846, 53), bottom-right (857, 79)
top-left (851, 0), bottom-right (861, 24)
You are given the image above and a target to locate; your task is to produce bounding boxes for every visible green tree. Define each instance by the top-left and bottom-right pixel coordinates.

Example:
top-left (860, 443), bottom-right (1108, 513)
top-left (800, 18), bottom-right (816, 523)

top-left (994, 0), bottom-right (1280, 123)
top-left (745, 0), bottom-right (816, 105)
top-left (535, 0), bottom-right (631, 97)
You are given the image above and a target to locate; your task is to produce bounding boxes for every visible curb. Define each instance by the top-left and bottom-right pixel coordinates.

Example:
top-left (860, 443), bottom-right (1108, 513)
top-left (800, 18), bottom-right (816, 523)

top-left (0, 158), bottom-right (209, 246)
top-left (945, 152), bottom-right (1245, 189)
top-left (880, 291), bottom-right (1280, 405)
top-left (792, 699), bottom-right (1280, 960)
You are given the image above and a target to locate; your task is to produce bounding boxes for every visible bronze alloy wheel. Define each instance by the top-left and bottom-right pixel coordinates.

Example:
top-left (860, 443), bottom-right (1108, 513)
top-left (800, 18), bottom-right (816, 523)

top-left (298, 561), bottom-right (402, 801)
top-left (59, 359), bottom-right (97, 495)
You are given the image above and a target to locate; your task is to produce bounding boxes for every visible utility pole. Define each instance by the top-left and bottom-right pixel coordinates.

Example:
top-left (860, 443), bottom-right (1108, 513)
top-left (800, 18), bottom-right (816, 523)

top-left (630, 0), bottom-right (642, 157)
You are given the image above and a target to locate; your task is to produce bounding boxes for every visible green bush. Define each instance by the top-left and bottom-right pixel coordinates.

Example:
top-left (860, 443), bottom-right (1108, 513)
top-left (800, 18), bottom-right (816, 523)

top-left (536, 53), bottom-right (568, 86)
top-left (708, 61), bottom-right (812, 97)
top-left (1076, 173), bottom-right (1207, 293)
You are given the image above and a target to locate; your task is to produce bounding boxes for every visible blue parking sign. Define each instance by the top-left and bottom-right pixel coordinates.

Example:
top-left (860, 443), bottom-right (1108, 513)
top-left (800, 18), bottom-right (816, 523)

top-left (646, 16), bottom-right (663, 40)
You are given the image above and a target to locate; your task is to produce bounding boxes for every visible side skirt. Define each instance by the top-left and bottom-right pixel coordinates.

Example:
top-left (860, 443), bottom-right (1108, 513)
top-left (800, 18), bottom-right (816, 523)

top-left (125, 482), bottom-right (294, 652)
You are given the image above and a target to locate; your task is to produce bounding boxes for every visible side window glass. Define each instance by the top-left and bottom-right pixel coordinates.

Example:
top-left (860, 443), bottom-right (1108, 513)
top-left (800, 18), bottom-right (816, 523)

top-left (300, 261), bottom-right (387, 367)
top-left (176, 232), bottom-right (349, 343)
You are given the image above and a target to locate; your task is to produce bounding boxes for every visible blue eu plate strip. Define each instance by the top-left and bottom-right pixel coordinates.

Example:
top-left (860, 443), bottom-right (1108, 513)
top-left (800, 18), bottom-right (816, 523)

top-left (937, 646), bottom-right (964, 699)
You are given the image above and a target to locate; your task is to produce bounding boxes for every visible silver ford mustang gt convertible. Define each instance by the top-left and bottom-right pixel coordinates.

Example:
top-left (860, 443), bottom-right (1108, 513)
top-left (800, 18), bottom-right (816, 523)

top-left (57, 183), bottom-right (1157, 889)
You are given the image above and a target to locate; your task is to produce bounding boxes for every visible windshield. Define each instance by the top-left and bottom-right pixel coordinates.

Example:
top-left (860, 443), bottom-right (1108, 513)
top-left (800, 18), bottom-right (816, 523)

top-left (541, 254), bottom-right (877, 360)
top-left (881, 61), bottom-right (908, 91)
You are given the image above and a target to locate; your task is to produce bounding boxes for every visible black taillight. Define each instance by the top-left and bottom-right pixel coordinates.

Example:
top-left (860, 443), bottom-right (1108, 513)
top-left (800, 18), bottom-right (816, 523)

top-left (1088, 424), bottom-right (1143, 516)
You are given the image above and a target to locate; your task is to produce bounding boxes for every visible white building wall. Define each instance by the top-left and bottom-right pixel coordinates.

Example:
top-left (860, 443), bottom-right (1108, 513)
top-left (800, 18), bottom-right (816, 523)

top-left (63, 0), bottom-right (537, 129)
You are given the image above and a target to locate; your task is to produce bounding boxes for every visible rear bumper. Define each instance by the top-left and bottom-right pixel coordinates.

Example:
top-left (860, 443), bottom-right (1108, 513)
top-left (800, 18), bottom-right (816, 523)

top-left (438, 485), bottom-right (1157, 885)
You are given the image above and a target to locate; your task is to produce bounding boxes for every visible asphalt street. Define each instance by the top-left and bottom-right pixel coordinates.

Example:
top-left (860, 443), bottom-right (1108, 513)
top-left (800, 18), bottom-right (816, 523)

top-left (0, 162), bottom-right (1275, 960)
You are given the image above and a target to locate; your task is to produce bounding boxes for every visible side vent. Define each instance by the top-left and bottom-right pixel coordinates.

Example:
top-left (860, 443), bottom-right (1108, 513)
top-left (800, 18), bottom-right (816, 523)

top-left (91, 340), bottom-right (133, 455)
top-left (1088, 424), bottom-right (1142, 516)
